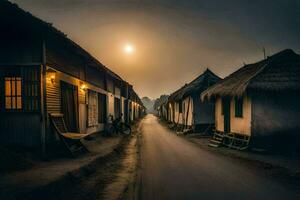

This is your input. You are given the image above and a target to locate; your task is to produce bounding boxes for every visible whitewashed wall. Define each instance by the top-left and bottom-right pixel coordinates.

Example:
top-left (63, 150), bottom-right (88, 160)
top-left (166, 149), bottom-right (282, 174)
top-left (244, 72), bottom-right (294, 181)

top-left (174, 102), bottom-right (183, 125)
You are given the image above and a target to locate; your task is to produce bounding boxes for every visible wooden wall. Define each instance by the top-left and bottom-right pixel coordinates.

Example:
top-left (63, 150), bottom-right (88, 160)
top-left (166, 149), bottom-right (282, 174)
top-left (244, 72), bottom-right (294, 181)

top-left (46, 67), bottom-right (108, 138)
top-left (0, 33), bottom-right (43, 148)
top-left (0, 113), bottom-right (41, 147)
top-left (46, 38), bottom-right (85, 80)
top-left (86, 66), bottom-right (105, 89)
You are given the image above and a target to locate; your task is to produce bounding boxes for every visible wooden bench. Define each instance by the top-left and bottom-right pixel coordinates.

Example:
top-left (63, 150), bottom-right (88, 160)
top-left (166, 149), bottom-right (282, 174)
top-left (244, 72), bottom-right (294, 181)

top-left (49, 113), bottom-right (92, 157)
top-left (209, 131), bottom-right (250, 150)
top-left (223, 132), bottom-right (250, 150)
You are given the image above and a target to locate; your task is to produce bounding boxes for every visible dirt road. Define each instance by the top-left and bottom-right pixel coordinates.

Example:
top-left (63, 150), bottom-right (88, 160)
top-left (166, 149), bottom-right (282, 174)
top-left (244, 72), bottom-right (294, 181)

top-left (139, 114), bottom-right (299, 200)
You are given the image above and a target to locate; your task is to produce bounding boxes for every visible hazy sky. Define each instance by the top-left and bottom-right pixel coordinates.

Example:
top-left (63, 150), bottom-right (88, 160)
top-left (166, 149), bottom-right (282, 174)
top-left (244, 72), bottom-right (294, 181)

top-left (11, 0), bottom-right (300, 99)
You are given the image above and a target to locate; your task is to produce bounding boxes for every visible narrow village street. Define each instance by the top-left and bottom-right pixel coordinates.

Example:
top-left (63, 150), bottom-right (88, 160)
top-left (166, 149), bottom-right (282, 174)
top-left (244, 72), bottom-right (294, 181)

top-left (138, 114), bottom-right (299, 200)
top-left (1, 1), bottom-right (300, 200)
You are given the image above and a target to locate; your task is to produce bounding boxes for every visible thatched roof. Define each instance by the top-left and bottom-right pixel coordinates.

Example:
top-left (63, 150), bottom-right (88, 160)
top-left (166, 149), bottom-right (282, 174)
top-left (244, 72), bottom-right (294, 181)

top-left (154, 95), bottom-right (169, 110)
top-left (169, 69), bottom-right (221, 102)
top-left (201, 49), bottom-right (300, 100)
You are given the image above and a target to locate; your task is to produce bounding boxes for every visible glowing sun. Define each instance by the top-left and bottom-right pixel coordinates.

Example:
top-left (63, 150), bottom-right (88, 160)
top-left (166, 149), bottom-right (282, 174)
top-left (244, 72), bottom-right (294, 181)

top-left (124, 44), bottom-right (135, 54)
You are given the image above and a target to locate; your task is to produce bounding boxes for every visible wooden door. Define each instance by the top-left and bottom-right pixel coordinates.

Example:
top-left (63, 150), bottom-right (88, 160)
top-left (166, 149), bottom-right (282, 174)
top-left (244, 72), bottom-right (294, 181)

top-left (61, 81), bottom-right (78, 132)
top-left (223, 97), bottom-right (231, 133)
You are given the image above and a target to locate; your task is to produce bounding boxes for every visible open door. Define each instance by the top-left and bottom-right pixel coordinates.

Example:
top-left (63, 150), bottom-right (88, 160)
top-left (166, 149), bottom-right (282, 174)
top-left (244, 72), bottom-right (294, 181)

top-left (61, 81), bottom-right (79, 132)
top-left (223, 97), bottom-right (231, 133)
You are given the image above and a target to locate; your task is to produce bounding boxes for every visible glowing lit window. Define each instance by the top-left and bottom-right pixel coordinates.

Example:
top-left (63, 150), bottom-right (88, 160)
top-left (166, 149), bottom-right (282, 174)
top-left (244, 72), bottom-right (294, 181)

top-left (5, 77), bottom-right (22, 110)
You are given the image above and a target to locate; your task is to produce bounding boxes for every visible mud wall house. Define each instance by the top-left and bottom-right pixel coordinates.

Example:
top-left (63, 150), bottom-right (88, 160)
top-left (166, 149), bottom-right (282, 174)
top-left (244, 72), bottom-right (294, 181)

top-left (0, 1), bottom-right (144, 153)
top-left (201, 49), bottom-right (300, 149)
top-left (167, 69), bottom-right (221, 132)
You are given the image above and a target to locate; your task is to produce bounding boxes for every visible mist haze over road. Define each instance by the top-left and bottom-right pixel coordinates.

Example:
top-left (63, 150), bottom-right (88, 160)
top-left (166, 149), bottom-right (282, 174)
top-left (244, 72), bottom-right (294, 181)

top-left (141, 97), bottom-right (155, 113)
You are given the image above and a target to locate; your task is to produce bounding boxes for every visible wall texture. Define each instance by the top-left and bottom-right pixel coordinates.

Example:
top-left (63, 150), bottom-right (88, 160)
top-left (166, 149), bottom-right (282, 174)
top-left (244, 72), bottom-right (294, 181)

top-left (251, 91), bottom-right (300, 138)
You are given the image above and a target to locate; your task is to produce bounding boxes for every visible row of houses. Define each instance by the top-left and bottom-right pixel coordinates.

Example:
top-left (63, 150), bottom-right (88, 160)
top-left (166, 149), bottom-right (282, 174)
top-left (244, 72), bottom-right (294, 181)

top-left (157, 69), bottom-right (221, 133)
top-left (157, 49), bottom-right (300, 150)
top-left (0, 1), bottom-right (145, 153)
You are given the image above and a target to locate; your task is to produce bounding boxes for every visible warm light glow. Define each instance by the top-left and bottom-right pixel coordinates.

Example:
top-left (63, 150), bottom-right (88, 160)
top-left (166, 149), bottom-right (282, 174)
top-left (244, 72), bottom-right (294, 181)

top-left (124, 44), bottom-right (134, 54)
top-left (50, 75), bottom-right (55, 83)
top-left (47, 68), bottom-right (57, 84)
top-left (80, 83), bottom-right (87, 90)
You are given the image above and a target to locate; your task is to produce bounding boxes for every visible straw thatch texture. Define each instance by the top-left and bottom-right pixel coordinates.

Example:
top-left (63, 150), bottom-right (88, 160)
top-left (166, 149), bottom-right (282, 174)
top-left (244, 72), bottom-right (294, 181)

top-left (201, 49), bottom-right (300, 100)
top-left (168, 69), bottom-right (221, 102)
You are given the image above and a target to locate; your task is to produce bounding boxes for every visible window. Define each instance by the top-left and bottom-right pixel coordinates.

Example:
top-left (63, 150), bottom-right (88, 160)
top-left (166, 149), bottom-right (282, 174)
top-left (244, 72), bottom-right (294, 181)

top-left (98, 93), bottom-right (107, 123)
top-left (5, 77), bottom-right (22, 110)
top-left (88, 90), bottom-right (98, 126)
top-left (1, 66), bottom-right (40, 112)
top-left (235, 97), bottom-right (243, 118)
top-left (23, 66), bottom-right (40, 111)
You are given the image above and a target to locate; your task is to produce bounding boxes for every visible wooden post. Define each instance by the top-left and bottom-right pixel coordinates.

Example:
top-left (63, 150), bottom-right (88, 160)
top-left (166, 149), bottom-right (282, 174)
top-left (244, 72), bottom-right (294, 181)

top-left (41, 39), bottom-right (47, 158)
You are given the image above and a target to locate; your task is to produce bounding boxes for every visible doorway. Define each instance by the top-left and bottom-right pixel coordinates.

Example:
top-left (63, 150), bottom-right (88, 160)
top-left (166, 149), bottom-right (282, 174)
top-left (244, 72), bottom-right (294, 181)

top-left (124, 99), bottom-right (129, 123)
top-left (61, 81), bottom-right (78, 132)
top-left (222, 97), bottom-right (231, 133)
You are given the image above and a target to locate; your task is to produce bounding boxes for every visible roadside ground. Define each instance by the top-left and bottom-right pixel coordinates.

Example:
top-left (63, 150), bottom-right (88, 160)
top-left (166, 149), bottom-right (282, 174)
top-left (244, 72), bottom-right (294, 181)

top-left (159, 119), bottom-right (300, 190)
top-left (0, 120), bottom-right (142, 200)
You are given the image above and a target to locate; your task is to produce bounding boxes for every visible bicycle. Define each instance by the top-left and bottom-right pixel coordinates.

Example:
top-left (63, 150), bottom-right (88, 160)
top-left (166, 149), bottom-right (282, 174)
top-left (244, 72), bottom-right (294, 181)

top-left (105, 114), bottom-right (131, 136)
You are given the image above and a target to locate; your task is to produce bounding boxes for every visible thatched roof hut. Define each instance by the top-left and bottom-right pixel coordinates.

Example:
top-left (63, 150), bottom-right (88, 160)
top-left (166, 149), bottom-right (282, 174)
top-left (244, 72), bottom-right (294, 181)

top-left (169, 69), bottom-right (221, 102)
top-left (202, 49), bottom-right (300, 150)
top-left (165, 69), bottom-right (221, 131)
top-left (201, 49), bottom-right (300, 100)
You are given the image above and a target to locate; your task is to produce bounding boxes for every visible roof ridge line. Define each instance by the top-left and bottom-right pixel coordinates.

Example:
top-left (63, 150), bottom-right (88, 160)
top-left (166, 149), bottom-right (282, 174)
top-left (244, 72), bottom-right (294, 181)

top-left (244, 51), bottom-right (291, 92)
top-left (236, 61), bottom-right (269, 95)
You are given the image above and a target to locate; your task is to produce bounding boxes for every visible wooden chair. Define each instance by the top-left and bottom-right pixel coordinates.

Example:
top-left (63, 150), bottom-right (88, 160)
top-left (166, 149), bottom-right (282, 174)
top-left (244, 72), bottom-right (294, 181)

top-left (49, 113), bottom-right (92, 157)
